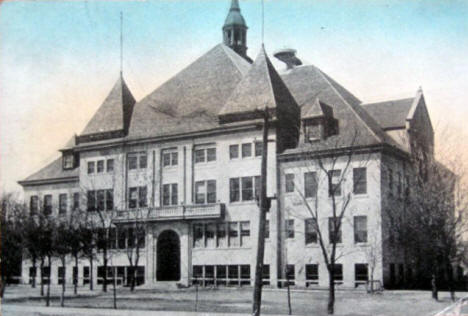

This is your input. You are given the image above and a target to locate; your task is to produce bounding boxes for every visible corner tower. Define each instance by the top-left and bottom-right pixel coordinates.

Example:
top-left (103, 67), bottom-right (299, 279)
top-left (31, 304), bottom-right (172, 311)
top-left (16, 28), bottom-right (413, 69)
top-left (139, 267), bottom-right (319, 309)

top-left (223, 0), bottom-right (250, 62)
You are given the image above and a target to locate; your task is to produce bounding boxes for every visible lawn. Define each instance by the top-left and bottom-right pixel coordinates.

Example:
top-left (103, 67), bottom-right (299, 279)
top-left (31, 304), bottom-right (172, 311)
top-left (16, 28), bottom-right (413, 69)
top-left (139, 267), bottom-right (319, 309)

top-left (1, 284), bottom-right (463, 316)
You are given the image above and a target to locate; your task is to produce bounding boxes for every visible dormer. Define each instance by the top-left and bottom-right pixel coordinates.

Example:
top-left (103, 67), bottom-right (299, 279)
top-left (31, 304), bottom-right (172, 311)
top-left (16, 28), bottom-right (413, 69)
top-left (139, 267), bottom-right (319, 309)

top-left (301, 98), bottom-right (338, 142)
top-left (61, 135), bottom-right (79, 170)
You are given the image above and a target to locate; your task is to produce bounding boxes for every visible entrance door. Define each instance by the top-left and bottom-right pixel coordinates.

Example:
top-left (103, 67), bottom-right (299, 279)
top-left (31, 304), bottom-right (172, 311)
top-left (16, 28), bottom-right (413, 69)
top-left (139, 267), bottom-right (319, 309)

top-left (157, 230), bottom-right (181, 281)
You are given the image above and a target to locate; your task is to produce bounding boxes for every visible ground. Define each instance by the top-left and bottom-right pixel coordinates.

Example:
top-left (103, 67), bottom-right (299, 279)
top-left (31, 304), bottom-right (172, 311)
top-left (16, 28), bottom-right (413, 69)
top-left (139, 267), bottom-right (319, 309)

top-left (1, 284), bottom-right (463, 316)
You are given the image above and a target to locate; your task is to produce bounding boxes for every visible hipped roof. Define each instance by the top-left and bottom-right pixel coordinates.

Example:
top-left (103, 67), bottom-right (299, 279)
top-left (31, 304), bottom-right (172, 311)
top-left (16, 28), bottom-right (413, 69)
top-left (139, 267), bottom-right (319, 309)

top-left (361, 98), bottom-right (414, 129)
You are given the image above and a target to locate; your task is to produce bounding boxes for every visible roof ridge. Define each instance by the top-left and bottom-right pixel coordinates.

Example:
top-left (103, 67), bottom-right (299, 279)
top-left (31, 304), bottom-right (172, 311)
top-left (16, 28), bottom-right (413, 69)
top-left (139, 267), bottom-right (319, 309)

top-left (362, 97), bottom-right (415, 107)
top-left (220, 44), bottom-right (250, 76)
top-left (313, 65), bottom-right (383, 144)
top-left (262, 48), bottom-right (277, 110)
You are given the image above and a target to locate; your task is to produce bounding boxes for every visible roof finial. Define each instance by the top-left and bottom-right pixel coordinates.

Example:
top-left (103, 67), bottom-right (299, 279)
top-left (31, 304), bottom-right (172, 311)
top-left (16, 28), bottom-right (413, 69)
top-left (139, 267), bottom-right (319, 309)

top-left (120, 11), bottom-right (123, 78)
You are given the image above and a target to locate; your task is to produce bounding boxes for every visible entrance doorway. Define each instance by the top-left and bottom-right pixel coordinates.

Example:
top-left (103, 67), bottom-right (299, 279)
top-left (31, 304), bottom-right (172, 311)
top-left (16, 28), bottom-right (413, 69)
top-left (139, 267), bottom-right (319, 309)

top-left (157, 230), bottom-right (181, 281)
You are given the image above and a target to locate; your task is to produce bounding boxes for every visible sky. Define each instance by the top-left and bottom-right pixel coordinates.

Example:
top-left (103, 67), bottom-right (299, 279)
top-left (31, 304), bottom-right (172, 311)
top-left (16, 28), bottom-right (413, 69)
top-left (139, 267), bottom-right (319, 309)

top-left (1, 0), bottom-right (468, 193)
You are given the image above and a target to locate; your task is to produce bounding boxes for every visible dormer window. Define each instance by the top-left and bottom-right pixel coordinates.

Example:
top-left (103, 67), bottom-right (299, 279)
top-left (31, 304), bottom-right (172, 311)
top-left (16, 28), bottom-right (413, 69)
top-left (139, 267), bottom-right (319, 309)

top-left (301, 99), bottom-right (338, 143)
top-left (63, 152), bottom-right (74, 170)
top-left (305, 123), bottom-right (322, 142)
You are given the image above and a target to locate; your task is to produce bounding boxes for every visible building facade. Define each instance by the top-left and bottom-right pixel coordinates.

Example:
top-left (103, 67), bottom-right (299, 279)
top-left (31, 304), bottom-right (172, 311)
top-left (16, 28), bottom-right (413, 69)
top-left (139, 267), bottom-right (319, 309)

top-left (19, 0), bottom-right (435, 289)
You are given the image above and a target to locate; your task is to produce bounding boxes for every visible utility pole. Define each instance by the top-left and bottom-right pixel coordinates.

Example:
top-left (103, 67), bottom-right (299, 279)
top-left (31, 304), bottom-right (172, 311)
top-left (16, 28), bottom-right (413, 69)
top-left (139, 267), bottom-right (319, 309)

top-left (252, 107), bottom-right (270, 316)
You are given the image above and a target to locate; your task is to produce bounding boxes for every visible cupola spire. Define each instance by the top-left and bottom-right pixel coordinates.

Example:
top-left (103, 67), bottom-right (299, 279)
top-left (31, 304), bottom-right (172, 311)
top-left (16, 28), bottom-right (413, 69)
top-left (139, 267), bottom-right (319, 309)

top-left (223, 0), bottom-right (250, 61)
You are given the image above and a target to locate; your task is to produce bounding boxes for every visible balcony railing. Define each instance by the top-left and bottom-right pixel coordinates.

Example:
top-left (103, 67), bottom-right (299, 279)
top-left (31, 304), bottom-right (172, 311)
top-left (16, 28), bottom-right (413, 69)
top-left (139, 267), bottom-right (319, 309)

top-left (113, 203), bottom-right (224, 223)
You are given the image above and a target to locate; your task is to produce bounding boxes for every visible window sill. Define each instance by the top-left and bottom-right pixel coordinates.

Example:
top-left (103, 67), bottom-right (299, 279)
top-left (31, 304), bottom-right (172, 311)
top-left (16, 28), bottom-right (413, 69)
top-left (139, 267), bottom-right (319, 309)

top-left (192, 246), bottom-right (252, 251)
top-left (229, 201), bottom-right (258, 206)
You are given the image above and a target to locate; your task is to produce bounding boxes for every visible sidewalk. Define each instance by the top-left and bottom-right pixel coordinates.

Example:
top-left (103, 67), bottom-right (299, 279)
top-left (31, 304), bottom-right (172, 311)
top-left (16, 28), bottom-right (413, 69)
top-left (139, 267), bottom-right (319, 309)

top-left (1, 304), bottom-right (289, 316)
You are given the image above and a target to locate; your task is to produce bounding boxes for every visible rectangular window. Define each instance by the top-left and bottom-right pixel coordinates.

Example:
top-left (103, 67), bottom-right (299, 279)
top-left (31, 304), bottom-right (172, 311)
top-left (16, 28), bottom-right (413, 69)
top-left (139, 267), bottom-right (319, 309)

top-left (285, 174), bottom-right (295, 193)
top-left (286, 265), bottom-right (295, 286)
top-left (41, 266), bottom-right (51, 285)
top-left (137, 228), bottom-right (146, 248)
top-left (195, 180), bottom-right (216, 204)
top-left (265, 220), bottom-right (270, 239)
top-left (163, 151), bottom-right (178, 167)
top-left (205, 223), bottom-right (215, 248)
top-left (118, 228), bottom-right (126, 249)
top-left (58, 267), bottom-right (65, 285)
top-left (255, 142), bottom-right (263, 157)
top-left (108, 228), bottom-right (117, 249)
top-left (44, 195), bottom-right (52, 215)
top-left (355, 264), bottom-right (368, 284)
top-left (354, 216), bottom-right (368, 243)
top-left (128, 155), bottom-right (138, 170)
top-left (162, 184), bottom-right (178, 206)
top-left (30, 195), bottom-right (39, 215)
top-left (194, 149), bottom-right (205, 163)
top-left (228, 265), bottom-right (239, 286)
top-left (97, 190), bottom-right (105, 211)
top-left (241, 143), bottom-right (252, 158)
top-left (241, 177), bottom-right (254, 201)
top-left (97, 160), bottom-right (104, 173)
top-left (254, 176), bottom-right (261, 200)
top-left (328, 217), bottom-right (342, 243)
top-left (106, 189), bottom-right (113, 210)
top-left (87, 191), bottom-right (95, 212)
top-left (306, 264), bottom-right (319, 286)
top-left (329, 170), bottom-right (342, 196)
top-left (59, 193), bottom-right (67, 214)
top-left (73, 192), bottom-right (80, 210)
top-left (194, 224), bottom-right (204, 248)
top-left (193, 266), bottom-right (203, 285)
top-left (305, 172), bottom-right (318, 198)
top-left (240, 221), bottom-right (250, 247)
top-left (106, 159), bottom-right (114, 172)
top-left (240, 265), bottom-right (250, 285)
top-left (139, 153), bottom-right (147, 169)
top-left (207, 180), bottom-right (216, 203)
top-left (262, 265), bottom-right (270, 285)
top-left (229, 144), bottom-right (239, 159)
top-left (127, 227), bottom-right (135, 248)
top-left (229, 178), bottom-right (240, 202)
top-left (63, 154), bottom-right (74, 169)
top-left (87, 161), bottom-right (95, 174)
top-left (129, 187), bottom-right (138, 209)
top-left (139, 186), bottom-right (147, 207)
top-left (305, 218), bottom-right (317, 244)
top-left (207, 148), bottom-right (216, 162)
top-left (286, 219), bottom-right (295, 239)
top-left (353, 167), bottom-right (367, 194)
top-left (83, 267), bottom-right (90, 285)
top-left (331, 264), bottom-right (343, 284)
top-left (229, 222), bottom-right (239, 247)
top-left (217, 223), bottom-right (227, 248)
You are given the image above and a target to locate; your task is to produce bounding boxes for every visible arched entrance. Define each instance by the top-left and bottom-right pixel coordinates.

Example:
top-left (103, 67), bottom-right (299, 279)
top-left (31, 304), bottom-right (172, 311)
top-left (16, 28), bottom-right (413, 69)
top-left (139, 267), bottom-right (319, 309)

top-left (157, 230), bottom-right (180, 281)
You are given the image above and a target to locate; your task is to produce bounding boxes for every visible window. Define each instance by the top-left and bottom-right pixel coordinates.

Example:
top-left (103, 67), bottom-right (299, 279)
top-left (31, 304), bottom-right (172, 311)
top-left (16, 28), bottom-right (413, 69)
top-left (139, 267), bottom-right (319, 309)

top-left (305, 264), bottom-right (319, 286)
top-left (306, 123), bottom-right (321, 141)
top-left (217, 223), bottom-right (227, 247)
top-left (228, 265), bottom-right (239, 286)
top-left (328, 169), bottom-right (342, 196)
top-left (240, 221), bottom-right (250, 247)
top-left (30, 195), bottom-right (39, 215)
top-left (255, 142), bottom-right (263, 157)
top-left (106, 190), bottom-right (114, 210)
top-left (41, 266), bottom-right (50, 285)
top-left (128, 152), bottom-right (147, 170)
top-left (205, 223), bottom-right (215, 247)
top-left (87, 189), bottom-right (113, 212)
top-left (286, 219), bottom-right (295, 238)
top-left (229, 178), bottom-right (240, 202)
top-left (58, 267), bottom-right (65, 285)
top-left (285, 174), bottom-right (295, 193)
top-left (108, 228), bottom-right (117, 249)
top-left (59, 193), bottom-right (67, 214)
top-left (43, 195), bottom-right (52, 215)
top-left (354, 216), bottom-right (367, 243)
top-left (106, 159), bottom-right (114, 172)
top-left (195, 147), bottom-right (216, 163)
top-left (162, 184), bottom-right (178, 206)
top-left (83, 267), bottom-right (90, 285)
top-left (286, 265), bottom-right (295, 286)
top-left (262, 265), bottom-right (270, 285)
top-left (128, 186), bottom-right (147, 209)
top-left (265, 220), bottom-right (270, 239)
top-left (229, 145), bottom-right (239, 159)
top-left (87, 191), bottom-right (96, 212)
top-left (304, 172), bottom-right (317, 198)
top-left (63, 154), bottom-right (74, 169)
top-left (97, 160), bottom-right (104, 173)
top-left (305, 218), bottom-right (317, 244)
top-left (118, 228), bottom-right (126, 249)
top-left (163, 150), bottom-right (178, 167)
top-left (240, 265), bottom-right (250, 285)
top-left (193, 266), bottom-right (203, 284)
top-left (330, 264), bottom-right (343, 284)
top-left (127, 227), bottom-right (135, 248)
top-left (97, 190), bottom-right (105, 211)
top-left (355, 264), bottom-right (368, 284)
top-left (73, 193), bottom-right (80, 210)
top-left (195, 180), bottom-right (216, 204)
top-left (353, 167), bottom-right (367, 194)
top-left (229, 222), bottom-right (239, 247)
top-left (241, 143), bottom-right (252, 158)
top-left (87, 161), bottom-right (95, 174)
top-left (241, 177), bottom-right (254, 201)
top-left (328, 217), bottom-right (342, 243)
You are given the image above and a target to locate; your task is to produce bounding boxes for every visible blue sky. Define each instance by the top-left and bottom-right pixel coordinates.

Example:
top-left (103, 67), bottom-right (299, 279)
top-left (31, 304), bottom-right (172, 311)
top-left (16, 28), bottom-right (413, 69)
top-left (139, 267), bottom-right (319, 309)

top-left (1, 0), bottom-right (468, 193)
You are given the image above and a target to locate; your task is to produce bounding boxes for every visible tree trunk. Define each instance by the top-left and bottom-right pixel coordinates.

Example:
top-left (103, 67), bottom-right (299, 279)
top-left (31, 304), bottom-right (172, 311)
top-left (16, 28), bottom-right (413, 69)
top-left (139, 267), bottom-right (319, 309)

top-left (102, 249), bottom-right (107, 292)
top-left (328, 270), bottom-right (335, 314)
top-left (60, 258), bottom-right (65, 307)
top-left (113, 272), bottom-right (117, 309)
top-left (32, 257), bottom-right (37, 288)
top-left (46, 256), bottom-right (51, 307)
top-left (89, 256), bottom-right (94, 291)
top-left (431, 273), bottom-right (438, 301)
top-left (130, 268), bottom-right (136, 292)
top-left (40, 259), bottom-right (44, 296)
top-left (74, 255), bottom-right (78, 295)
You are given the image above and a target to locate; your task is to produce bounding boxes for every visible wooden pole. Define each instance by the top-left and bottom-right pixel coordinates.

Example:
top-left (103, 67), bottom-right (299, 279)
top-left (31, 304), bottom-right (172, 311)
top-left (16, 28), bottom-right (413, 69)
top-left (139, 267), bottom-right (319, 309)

top-left (252, 108), bottom-right (269, 316)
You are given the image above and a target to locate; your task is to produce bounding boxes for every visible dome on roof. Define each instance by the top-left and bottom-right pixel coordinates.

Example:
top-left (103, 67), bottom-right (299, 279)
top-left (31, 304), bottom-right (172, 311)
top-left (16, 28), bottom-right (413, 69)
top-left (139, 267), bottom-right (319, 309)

top-left (224, 10), bottom-right (246, 27)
